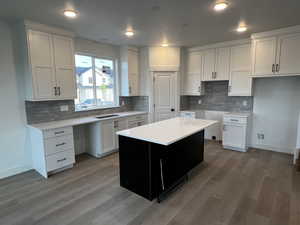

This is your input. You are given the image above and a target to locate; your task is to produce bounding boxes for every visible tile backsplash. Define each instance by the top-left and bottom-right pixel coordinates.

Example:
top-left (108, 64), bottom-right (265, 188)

top-left (181, 81), bottom-right (253, 112)
top-left (26, 96), bottom-right (149, 124)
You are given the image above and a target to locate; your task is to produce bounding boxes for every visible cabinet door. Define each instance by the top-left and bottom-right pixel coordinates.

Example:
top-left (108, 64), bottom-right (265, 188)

top-left (28, 30), bottom-right (56, 99)
top-left (187, 51), bottom-right (202, 73)
top-left (101, 120), bottom-right (116, 153)
top-left (202, 49), bottom-right (215, 81)
top-left (229, 44), bottom-right (252, 96)
top-left (53, 35), bottom-right (77, 99)
top-left (128, 50), bottom-right (139, 95)
top-left (223, 124), bottom-right (246, 149)
top-left (252, 37), bottom-right (277, 76)
top-left (184, 51), bottom-right (202, 95)
top-left (276, 33), bottom-right (300, 75)
top-left (215, 47), bottom-right (230, 80)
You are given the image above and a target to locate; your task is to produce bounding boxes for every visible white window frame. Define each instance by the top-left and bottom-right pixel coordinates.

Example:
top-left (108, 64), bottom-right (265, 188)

top-left (74, 53), bottom-right (119, 111)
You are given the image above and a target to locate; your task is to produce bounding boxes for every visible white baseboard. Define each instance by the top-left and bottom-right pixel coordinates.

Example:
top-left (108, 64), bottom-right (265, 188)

top-left (0, 165), bottom-right (32, 179)
top-left (250, 143), bottom-right (294, 155)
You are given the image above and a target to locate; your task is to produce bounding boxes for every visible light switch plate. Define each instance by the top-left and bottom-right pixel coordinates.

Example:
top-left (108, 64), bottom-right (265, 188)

top-left (60, 105), bottom-right (69, 112)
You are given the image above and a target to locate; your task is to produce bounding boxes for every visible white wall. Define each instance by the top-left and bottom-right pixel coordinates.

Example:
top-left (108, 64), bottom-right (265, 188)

top-left (251, 77), bottom-right (300, 154)
top-left (0, 21), bottom-right (32, 178)
top-left (74, 38), bottom-right (120, 59)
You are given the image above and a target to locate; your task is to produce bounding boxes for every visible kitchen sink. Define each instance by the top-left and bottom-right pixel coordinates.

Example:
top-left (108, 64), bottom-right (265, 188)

top-left (95, 114), bottom-right (119, 119)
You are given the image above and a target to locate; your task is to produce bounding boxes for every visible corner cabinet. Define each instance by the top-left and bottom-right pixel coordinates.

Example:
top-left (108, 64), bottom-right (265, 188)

top-left (183, 51), bottom-right (204, 95)
top-left (251, 26), bottom-right (300, 77)
top-left (18, 21), bottom-right (77, 101)
top-left (121, 47), bottom-right (139, 96)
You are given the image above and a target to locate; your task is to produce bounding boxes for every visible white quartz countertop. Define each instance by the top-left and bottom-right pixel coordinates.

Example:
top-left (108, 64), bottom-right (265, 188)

top-left (117, 117), bottom-right (218, 146)
top-left (28, 111), bottom-right (148, 130)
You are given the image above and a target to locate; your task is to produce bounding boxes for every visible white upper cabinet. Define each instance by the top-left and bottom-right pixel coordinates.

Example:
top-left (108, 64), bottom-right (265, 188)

top-left (229, 43), bottom-right (252, 96)
top-left (28, 30), bottom-right (56, 100)
top-left (202, 47), bottom-right (230, 81)
top-left (251, 37), bottom-right (277, 76)
top-left (276, 33), bottom-right (300, 75)
top-left (149, 47), bottom-right (180, 71)
top-left (19, 21), bottom-right (76, 101)
top-left (52, 35), bottom-right (76, 99)
top-left (202, 49), bottom-right (216, 81)
top-left (120, 47), bottom-right (139, 96)
top-left (215, 47), bottom-right (230, 81)
top-left (251, 25), bottom-right (300, 77)
top-left (183, 51), bottom-right (203, 95)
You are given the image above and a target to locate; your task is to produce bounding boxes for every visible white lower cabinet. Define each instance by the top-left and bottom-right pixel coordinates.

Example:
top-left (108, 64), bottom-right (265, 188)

top-left (30, 126), bottom-right (75, 178)
top-left (88, 114), bottom-right (148, 158)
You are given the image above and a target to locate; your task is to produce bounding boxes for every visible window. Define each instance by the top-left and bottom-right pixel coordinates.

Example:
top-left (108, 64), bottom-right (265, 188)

top-left (74, 54), bottom-right (118, 110)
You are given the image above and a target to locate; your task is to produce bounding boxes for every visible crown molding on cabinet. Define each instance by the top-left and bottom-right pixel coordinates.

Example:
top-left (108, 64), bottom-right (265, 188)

top-left (24, 20), bottom-right (75, 37)
top-left (188, 38), bottom-right (251, 52)
top-left (251, 25), bottom-right (300, 39)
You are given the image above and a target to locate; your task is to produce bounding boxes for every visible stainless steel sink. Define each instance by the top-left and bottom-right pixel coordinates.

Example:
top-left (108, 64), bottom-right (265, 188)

top-left (95, 114), bottom-right (119, 119)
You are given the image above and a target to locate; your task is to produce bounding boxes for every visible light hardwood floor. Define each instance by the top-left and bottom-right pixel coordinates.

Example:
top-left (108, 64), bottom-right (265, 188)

top-left (0, 141), bottom-right (299, 225)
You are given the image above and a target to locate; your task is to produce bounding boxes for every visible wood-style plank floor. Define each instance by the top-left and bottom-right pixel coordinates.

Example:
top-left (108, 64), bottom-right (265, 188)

top-left (0, 141), bottom-right (299, 225)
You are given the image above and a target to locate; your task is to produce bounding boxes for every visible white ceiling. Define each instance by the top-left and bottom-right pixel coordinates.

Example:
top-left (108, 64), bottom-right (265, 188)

top-left (1, 0), bottom-right (300, 47)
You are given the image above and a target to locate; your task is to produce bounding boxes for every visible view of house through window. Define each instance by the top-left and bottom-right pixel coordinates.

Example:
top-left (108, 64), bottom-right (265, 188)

top-left (75, 54), bottom-right (117, 110)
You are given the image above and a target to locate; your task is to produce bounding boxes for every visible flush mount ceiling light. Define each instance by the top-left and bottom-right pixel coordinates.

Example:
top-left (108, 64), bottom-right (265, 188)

top-left (161, 43), bottom-right (169, 47)
top-left (125, 30), bottom-right (135, 37)
top-left (237, 25), bottom-right (247, 33)
top-left (214, 2), bottom-right (228, 11)
top-left (64, 10), bottom-right (77, 18)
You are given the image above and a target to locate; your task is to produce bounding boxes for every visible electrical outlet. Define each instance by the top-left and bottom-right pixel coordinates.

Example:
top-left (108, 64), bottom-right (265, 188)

top-left (198, 99), bottom-right (202, 105)
top-left (257, 133), bottom-right (265, 140)
top-left (243, 100), bottom-right (248, 107)
top-left (121, 100), bottom-right (125, 106)
top-left (60, 105), bottom-right (69, 112)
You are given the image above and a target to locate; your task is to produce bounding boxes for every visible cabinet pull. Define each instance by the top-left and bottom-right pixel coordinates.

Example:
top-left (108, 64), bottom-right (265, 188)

top-left (212, 72), bottom-right (214, 79)
top-left (230, 119), bottom-right (239, 122)
top-left (56, 142), bottom-right (66, 147)
top-left (54, 131), bottom-right (65, 135)
top-left (276, 64), bottom-right (280, 72)
top-left (129, 86), bottom-right (132, 94)
top-left (54, 87), bottom-right (58, 96)
top-left (272, 64), bottom-right (275, 73)
top-left (58, 87), bottom-right (61, 96)
top-left (57, 158), bottom-right (67, 163)
top-left (160, 159), bottom-right (165, 191)
top-left (214, 72), bottom-right (217, 79)
top-left (198, 86), bottom-right (201, 92)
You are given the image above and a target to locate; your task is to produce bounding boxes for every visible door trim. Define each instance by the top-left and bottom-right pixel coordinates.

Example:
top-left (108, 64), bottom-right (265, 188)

top-left (149, 71), bottom-right (179, 122)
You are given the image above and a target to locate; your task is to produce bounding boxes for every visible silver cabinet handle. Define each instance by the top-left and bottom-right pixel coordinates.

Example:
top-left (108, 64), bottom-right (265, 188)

top-left (129, 86), bottom-right (132, 95)
top-left (160, 159), bottom-right (165, 191)
top-left (230, 119), bottom-right (239, 122)
top-left (54, 131), bottom-right (64, 135)
top-left (58, 87), bottom-right (61, 96)
top-left (272, 64), bottom-right (275, 73)
top-left (214, 72), bottom-right (217, 79)
top-left (56, 142), bottom-right (66, 147)
top-left (57, 158), bottom-right (67, 163)
top-left (54, 87), bottom-right (58, 96)
top-left (212, 72), bottom-right (214, 79)
top-left (276, 64), bottom-right (280, 72)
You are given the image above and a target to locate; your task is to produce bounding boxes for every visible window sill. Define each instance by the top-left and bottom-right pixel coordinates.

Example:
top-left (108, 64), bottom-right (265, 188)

top-left (75, 105), bottom-right (121, 112)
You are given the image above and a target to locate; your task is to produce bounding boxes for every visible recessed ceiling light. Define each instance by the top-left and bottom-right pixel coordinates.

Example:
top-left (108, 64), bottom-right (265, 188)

top-left (64, 10), bottom-right (77, 18)
top-left (125, 31), bottom-right (135, 37)
top-left (237, 26), bottom-right (247, 33)
top-left (161, 43), bottom-right (169, 47)
top-left (214, 2), bottom-right (228, 11)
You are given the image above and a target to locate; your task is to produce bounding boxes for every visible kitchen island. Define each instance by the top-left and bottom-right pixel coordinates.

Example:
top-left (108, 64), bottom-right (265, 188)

top-left (117, 117), bottom-right (217, 202)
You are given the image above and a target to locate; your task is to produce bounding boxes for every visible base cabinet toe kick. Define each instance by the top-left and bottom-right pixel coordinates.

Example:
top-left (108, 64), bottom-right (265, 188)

top-left (118, 130), bottom-right (205, 202)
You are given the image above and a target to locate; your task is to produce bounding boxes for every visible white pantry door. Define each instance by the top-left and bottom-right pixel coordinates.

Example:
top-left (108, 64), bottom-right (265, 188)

top-left (154, 72), bottom-right (176, 122)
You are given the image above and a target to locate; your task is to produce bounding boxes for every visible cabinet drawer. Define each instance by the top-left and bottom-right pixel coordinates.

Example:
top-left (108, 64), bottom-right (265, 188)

top-left (223, 117), bottom-right (247, 124)
top-left (44, 134), bottom-right (74, 156)
top-left (46, 150), bottom-right (75, 172)
top-left (128, 115), bottom-right (147, 123)
top-left (43, 127), bottom-right (73, 139)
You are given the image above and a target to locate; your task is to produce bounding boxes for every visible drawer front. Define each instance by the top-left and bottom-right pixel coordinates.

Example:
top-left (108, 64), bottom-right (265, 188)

top-left (114, 119), bottom-right (128, 131)
top-left (223, 116), bottom-right (247, 124)
top-left (128, 121), bottom-right (138, 128)
top-left (44, 134), bottom-right (74, 156)
top-left (46, 150), bottom-right (75, 172)
top-left (128, 115), bottom-right (147, 123)
top-left (43, 127), bottom-right (73, 139)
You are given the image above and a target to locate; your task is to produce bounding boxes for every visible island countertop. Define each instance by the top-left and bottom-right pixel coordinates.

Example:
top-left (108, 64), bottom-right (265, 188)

top-left (116, 117), bottom-right (218, 146)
